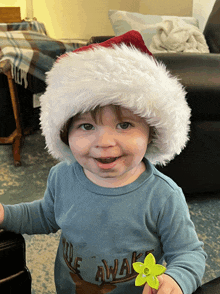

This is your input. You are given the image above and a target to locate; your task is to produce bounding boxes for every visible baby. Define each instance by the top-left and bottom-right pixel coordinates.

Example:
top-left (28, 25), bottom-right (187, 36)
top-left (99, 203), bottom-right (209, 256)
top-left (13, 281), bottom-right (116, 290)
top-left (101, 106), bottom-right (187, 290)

top-left (0, 30), bottom-right (206, 294)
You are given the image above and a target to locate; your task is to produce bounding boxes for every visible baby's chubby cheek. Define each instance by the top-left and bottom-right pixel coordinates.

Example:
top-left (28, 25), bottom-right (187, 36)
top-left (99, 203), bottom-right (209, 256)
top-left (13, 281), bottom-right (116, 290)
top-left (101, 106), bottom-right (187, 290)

top-left (130, 137), bottom-right (149, 153)
top-left (69, 137), bottom-right (92, 155)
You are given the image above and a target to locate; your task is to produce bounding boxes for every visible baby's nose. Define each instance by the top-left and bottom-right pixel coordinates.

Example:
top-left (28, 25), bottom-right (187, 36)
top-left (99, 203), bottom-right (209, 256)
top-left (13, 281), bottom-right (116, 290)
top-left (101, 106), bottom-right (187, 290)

top-left (95, 128), bottom-right (117, 147)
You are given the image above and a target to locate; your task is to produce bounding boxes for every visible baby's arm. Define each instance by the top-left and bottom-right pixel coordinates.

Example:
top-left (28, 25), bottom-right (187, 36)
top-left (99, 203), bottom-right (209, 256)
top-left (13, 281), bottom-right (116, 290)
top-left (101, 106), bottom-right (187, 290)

top-left (156, 189), bottom-right (207, 294)
top-left (1, 198), bottom-right (59, 235)
top-left (0, 168), bottom-right (60, 235)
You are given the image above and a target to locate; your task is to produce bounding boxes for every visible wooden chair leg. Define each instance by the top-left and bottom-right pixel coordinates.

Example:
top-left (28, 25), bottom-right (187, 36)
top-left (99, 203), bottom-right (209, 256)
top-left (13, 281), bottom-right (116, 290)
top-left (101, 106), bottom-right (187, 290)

top-left (6, 69), bottom-right (23, 167)
top-left (12, 135), bottom-right (22, 166)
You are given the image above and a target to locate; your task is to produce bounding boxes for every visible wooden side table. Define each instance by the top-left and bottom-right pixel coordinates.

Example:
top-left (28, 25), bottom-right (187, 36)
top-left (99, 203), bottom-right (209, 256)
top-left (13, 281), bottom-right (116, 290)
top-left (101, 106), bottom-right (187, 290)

top-left (0, 60), bottom-right (23, 166)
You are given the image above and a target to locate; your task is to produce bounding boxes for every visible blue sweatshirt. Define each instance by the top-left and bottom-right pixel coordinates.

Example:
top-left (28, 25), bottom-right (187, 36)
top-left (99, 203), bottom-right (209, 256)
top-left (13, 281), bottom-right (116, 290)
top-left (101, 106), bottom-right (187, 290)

top-left (1, 158), bottom-right (207, 294)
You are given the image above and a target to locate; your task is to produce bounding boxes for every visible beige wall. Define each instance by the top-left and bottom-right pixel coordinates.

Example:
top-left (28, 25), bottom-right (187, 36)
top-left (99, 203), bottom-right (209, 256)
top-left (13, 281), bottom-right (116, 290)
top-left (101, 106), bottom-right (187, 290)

top-left (32, 0), bottom-right (193, 40)
top-left (0, 0), bottom-right (193, 39)
top-left (139, 0), bottom-right (192, 16)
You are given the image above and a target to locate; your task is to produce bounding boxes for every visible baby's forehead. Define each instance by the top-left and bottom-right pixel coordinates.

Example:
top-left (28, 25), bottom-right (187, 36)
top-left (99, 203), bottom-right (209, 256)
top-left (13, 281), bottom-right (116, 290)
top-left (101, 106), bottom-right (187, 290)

top-left (76, 106), bottom-right (143, 121)
top-left (118, 108), bottom-right (144, 122)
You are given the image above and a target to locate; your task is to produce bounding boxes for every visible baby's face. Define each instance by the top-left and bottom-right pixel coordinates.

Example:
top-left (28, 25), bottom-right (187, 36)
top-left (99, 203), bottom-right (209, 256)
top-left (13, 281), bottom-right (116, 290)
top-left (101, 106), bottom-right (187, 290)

top-left (68, 105), bottom-right (151, 187)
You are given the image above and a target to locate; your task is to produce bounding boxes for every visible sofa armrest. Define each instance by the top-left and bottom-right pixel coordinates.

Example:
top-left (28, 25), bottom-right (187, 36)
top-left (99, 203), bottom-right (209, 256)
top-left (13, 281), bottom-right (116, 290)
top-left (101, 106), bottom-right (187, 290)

top-left (203, 0), bottom-right (220, 53)
top-left (154, 53), bottom-right (220, 88)
top-left (87, 36), bottom-right (114, 45)
top-left (154, 53), bottom-right (220, 121)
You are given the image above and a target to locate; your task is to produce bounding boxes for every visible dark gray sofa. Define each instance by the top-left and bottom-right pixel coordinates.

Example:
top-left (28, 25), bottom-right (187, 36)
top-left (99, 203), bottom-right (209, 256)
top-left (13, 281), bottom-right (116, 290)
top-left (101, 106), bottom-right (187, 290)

top-left (154, 0), bottom-right (220, 194)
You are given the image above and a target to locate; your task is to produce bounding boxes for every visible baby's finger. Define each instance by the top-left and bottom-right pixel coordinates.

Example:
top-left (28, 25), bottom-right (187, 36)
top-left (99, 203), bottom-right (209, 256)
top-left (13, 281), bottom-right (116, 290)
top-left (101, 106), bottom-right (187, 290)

top-left (142, 282), bottom-right (153, 294)
top-left (155, 275), bottom-right (164, 293)
top-left (157, 275), bottom-right (164, 286)
top-left (142, 275), bottom-right (164, 294)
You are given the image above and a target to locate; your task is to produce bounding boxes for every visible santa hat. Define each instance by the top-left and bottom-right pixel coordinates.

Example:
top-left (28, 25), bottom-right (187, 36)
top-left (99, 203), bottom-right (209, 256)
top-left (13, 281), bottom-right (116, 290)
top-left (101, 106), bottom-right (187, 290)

top-left (40, 30), bottom-right (191, 166)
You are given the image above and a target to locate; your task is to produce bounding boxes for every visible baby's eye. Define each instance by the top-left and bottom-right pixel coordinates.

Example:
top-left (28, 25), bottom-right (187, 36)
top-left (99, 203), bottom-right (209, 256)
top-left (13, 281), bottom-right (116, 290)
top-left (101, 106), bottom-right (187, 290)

top-left (117, 122), bottom-right (132, 130)
top-left (79, 123), bottom-right (94, 131)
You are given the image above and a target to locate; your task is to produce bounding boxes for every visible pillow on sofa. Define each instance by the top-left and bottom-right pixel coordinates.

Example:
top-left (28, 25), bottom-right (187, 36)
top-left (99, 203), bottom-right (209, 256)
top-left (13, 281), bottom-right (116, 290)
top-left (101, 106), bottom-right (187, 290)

top-left (108, 10), bottom-right (199, 47)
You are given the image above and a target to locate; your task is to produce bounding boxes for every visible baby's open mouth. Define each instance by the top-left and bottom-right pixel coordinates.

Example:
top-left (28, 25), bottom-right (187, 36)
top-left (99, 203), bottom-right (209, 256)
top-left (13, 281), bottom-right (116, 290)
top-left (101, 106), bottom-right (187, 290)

top-left (95, 157), bottom-right (119, 164)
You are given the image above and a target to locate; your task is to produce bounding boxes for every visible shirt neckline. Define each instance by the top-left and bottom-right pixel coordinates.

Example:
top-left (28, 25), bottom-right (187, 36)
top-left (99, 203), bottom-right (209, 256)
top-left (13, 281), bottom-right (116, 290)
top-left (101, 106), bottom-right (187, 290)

top-left (73, 157), bottom-right (153, 196)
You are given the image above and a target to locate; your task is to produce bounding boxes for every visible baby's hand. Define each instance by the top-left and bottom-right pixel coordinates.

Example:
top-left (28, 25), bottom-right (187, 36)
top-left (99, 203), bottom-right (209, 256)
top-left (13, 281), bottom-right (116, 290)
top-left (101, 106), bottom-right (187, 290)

top-left (142, 274), bottom-right (183, 294)
top-left (0, 204), bottom-right (4, 225)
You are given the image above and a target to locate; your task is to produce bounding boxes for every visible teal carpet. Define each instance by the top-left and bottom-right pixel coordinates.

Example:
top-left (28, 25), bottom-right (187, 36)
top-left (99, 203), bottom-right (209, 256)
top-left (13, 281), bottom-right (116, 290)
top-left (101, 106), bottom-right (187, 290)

top-left (0, 130), bottom-right (220, 293)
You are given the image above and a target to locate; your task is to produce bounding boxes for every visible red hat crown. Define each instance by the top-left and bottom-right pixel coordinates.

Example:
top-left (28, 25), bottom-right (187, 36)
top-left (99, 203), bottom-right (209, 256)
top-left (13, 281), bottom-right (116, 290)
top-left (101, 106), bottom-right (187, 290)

top-left (57, 30), bottom-right (153, 61)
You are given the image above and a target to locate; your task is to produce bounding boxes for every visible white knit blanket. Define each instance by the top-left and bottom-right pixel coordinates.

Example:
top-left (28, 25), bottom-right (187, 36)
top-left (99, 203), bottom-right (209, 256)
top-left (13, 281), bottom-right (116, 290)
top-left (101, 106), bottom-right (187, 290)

top-left (149, 18), bottom-right (210, 53)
